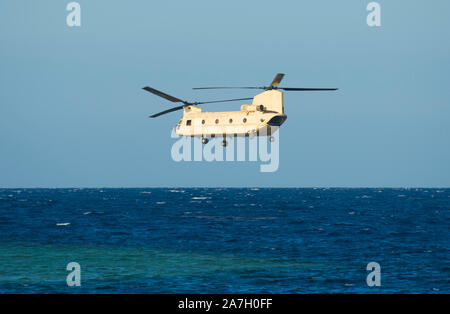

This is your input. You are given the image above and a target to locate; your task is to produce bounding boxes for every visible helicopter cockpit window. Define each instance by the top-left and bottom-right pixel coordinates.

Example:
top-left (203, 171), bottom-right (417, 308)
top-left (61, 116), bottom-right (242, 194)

top-left (186, 120), bottom-right (192, 126)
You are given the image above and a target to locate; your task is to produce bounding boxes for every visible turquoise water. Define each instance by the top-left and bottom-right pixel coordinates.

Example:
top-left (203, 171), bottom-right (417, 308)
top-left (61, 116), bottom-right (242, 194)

top-left (0, 188), bottom-right (448, 293)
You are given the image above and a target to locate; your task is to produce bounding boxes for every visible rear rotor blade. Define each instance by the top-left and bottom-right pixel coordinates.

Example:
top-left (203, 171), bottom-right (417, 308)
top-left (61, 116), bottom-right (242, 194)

top-left (193, 73), bottom-right (338, 91)
top-left (149, 105), bottom-right (185, 118)
top-left (142, 86), bottom-right (186, 103)
top-left (193, 73), bottom-right (286, 90)
top-left (270, 73), bottom-right (285, 88)
top-left (193, 86), bottom-right (338, 91)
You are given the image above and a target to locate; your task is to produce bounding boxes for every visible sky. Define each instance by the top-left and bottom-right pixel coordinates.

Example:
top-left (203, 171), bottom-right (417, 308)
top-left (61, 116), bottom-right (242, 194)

top-left (0, 0), bottom-right (449, 188)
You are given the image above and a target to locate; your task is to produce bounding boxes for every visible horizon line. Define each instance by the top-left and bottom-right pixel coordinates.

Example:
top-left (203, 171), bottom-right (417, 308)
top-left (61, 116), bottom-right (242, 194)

top-left (1, 186), bottom-right (449, 189)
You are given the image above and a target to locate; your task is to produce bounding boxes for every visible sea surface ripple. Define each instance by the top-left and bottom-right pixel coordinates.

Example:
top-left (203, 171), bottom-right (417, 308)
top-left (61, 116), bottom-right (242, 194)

top-left (0, 188), bottom-right (448, 293)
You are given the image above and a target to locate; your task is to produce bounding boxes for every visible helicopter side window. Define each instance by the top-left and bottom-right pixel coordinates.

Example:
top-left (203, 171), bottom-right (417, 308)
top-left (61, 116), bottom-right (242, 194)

top-left (186, 120), bottom-right (192, 126)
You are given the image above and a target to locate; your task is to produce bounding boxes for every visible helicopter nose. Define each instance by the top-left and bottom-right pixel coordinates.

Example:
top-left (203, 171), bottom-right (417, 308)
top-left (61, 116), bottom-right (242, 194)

top-left (267, 115), bottom-right (287, 126)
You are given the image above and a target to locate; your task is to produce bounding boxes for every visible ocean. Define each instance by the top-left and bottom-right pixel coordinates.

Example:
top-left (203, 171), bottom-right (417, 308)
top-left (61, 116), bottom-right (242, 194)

top-left (0, 188), bottom-right (448, 293)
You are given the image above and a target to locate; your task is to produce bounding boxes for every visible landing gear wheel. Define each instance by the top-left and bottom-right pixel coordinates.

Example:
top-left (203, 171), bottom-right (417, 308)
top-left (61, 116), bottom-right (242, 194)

top-left (202, 138), bottom-right (209, 144)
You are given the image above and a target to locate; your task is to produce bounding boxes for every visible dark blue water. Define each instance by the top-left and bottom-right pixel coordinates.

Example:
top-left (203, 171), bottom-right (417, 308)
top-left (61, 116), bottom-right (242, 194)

top-left (0, 188), bottom-right (448, 293)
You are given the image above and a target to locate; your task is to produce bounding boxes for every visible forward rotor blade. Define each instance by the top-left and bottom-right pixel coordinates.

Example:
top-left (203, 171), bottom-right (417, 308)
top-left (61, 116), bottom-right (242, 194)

top-left (142, 86), bottom-right (186, 103)
top-left (279, 87), bottom-right (338, 91)
top-left (195, 97), bottom-right (253, 105)
top-left (149, 98), bottom-right (253, 118)
top-left (149, 105), bottom-right (185, 118)
top-left (270, 73), bottom-right (285, 88)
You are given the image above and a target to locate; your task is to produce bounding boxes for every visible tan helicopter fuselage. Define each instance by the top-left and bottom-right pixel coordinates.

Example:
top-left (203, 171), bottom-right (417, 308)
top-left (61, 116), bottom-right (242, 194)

top-left (175, 90), bottom-right (287, 138)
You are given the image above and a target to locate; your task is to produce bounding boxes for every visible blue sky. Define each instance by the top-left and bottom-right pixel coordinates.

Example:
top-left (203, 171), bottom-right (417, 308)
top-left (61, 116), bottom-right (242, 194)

top-left (0, 0), bottom-right (449, 187)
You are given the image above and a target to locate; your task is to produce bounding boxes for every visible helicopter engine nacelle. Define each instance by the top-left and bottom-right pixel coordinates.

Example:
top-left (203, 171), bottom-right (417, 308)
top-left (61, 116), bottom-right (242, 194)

top-left (252, 90), bottom-right (284, 114)
top-left (240, 104), bottom-right (266, 112)
top-left (240, 104), bottom-right (257, 112)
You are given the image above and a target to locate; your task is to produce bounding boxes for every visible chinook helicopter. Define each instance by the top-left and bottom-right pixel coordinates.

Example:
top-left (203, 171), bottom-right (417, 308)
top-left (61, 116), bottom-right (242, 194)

top-left (143, 74), bottom-right (337, 146)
